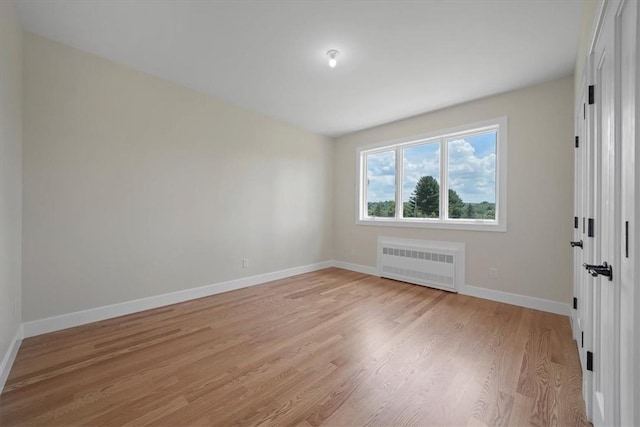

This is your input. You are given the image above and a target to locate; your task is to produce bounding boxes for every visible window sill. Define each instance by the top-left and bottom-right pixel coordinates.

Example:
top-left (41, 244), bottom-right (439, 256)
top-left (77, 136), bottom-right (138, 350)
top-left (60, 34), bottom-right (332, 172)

top-left (356, 218), bottom-right (506, 232)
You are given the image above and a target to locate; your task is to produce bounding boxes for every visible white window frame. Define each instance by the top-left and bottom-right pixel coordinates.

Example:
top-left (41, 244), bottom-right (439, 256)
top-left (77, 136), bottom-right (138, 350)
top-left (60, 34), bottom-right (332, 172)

top-left (356, 117), bottom-right (507, 232)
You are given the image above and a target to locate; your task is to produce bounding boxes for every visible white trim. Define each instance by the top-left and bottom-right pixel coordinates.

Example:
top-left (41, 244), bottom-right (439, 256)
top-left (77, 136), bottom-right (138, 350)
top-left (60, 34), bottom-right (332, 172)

top-left (459, 284), bottom-right (571, 316)
top-left (4, 260), bottom-right (569, 392)
top-left (334, 261), bottom-right (570, 316)
top-left (356, 116), bottom-right (507, 232)
top-left (355, 217), bottom-right (506, 232)
top-left (332, 260), bottom-right (378, 276)
top-left (356, 117), bottom-right (507, 152)
top-left (22, 261), bottom-right (333, 338)
top-left (0, 325), bottom-right (24, 392)
top-left (19, 258), bottom-right (569, 339)
top-left (588, 0), bottom-right (608, 57)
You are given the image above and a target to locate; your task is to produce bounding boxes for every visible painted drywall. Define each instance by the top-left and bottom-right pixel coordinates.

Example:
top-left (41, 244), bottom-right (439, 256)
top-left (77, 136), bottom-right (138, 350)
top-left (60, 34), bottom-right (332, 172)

top-left (333, 76), bottom-right (574, 304)
top-left (0, 0), bottom-right (23, 366)
top-left (22, 33), bottom-right (333, 321)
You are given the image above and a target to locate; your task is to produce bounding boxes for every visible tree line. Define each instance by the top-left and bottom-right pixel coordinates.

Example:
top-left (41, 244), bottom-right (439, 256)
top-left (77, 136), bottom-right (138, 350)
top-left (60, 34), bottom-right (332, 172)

top-left (368, 175), bottom-right (495, 219)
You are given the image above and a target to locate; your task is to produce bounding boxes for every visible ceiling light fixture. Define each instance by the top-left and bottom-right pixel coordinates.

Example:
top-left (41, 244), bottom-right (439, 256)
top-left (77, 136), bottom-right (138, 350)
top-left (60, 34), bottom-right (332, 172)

top-left (327, 49), bottom-right (339, 68)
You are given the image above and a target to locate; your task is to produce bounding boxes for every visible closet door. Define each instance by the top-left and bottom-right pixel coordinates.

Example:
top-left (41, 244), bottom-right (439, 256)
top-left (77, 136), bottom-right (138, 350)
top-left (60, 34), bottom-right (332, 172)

top-left (572, 77), bottom-right (592, 419)
top-left (588, 1), bottom-right (624, 424)
top-left (576, 1), bottom-right (638, 424)
top-left (617, 0), bottom-right (637, 424)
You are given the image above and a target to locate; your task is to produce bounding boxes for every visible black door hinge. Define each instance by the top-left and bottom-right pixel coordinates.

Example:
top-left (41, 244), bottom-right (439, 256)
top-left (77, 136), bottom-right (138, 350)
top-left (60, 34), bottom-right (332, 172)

top-left (574, 217), bottom-right (579, 229)
top-left (573, 297), bottom-right (578, 310)
top-left (588, 85), bottom-right (595, 104)
top-left (581, 331), bottom-right (584, 348)
top-left (575, 136), bottom-right (579, 148)
top-left (625, 221), bottom-right (629, 258)
top-left (587, 351), bottom-right (593, 371)
top-left (583, 103), bottom-right (586, 119)
top-left (588, 218), bottom-right (594, 237)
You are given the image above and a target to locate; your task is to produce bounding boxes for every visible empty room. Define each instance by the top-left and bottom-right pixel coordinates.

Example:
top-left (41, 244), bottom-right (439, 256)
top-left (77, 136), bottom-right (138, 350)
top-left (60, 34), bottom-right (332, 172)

top-left (1, 0), bottom-right (638, 426)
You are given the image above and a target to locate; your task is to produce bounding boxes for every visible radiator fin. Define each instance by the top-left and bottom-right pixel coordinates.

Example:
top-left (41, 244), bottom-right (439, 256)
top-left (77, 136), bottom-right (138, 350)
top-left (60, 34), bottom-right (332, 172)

top-left (382, 246), bottom-right (454, 264)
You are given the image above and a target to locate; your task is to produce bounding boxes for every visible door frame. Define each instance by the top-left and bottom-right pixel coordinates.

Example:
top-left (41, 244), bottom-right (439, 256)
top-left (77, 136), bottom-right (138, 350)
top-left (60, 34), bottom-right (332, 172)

top-left (616, 0), bottom-right (639, 424)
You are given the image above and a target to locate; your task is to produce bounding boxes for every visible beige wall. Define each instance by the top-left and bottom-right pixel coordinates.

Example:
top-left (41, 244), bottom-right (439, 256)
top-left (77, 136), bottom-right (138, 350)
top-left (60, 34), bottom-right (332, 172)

top-left (333, 76), bottom-right (574, 304)
top-left (22, 33), bottom-right (333, 321)
top-left (0, 1), bottom-right (23, 361)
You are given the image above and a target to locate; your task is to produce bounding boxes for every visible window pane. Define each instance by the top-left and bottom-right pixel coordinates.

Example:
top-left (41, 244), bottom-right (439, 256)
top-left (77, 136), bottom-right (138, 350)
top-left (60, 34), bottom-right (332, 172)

top-left (447, 131), bottom-right (497, 219)
top-left (402, 142), bottom-right (440, 218)
top-left (366, 150), bottom-right (396, 217)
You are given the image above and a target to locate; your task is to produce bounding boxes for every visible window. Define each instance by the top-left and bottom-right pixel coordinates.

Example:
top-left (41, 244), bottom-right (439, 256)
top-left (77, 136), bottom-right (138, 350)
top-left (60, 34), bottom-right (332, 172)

top-left (357, 117), bottom-right (507, 231)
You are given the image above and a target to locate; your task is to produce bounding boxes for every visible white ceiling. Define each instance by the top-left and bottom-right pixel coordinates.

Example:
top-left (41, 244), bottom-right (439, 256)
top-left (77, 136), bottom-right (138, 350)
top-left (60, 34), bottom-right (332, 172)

top-left (18, 0), bottom-right (584, 137)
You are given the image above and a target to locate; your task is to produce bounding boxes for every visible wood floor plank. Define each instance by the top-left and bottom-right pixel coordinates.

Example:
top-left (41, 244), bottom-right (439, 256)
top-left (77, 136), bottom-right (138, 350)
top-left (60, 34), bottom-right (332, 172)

top-left (0, 268), bottom-right (589, 426)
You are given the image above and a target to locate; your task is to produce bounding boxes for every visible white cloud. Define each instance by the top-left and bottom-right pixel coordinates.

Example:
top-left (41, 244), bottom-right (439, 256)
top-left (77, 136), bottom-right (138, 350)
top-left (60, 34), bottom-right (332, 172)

top-left (402, 147), bottom-right (440, 200)
top-left (366, 139), bottom-right (495, 204)
top-left (447, 139), bottom-right (495, 203)
top-left (367, 151), bottom-right (396, 201)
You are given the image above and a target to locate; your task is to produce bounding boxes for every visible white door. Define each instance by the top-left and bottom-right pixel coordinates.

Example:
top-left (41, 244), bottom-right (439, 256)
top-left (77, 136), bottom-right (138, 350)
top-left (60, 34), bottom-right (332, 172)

top-left (588, 2), bottom-right (622, 425)
top-left (617, 0), bottom-right (637, 424)
top-left (576, 1), bottom-right (638, 425)
top-left (572, 78), bottom-right (593, 419)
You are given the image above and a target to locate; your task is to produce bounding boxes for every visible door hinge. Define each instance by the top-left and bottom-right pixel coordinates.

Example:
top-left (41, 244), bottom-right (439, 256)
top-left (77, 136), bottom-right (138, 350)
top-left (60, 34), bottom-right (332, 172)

top-left (581, 331), bottom-right (584, 348)
top-left (625, 221), bottom-right (629, 258)
top-left (583, 103), bottom-right (586, 119)
top-left (587, 351), bottom-right (593, 371)
top-left (573, 297), bottom-right (578, 310)
top-left (574, 216), bottom-right (579, 229)
top-left (588, 85), bottom-right (595, 104)
top-left (588, 218), bottom-right (594, 237)
top-left (575, 136), bottom-right (579, 148)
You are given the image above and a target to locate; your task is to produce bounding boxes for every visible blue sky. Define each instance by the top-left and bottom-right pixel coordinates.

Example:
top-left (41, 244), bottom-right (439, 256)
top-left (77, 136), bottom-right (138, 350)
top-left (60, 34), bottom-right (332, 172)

top-left (367, 131), bottom-right (496, 204)
top-left (366, 150), bottom-right (396, 202)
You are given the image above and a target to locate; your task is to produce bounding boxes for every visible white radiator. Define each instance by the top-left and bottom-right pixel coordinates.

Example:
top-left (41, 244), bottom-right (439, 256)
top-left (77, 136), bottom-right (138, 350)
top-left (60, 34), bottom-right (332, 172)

top-left (377, 237), bottom-right (465, 292)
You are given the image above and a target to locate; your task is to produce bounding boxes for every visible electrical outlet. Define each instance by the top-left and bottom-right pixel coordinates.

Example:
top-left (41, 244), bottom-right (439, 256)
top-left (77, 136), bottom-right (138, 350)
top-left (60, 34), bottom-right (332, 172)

top-left (242, 258), bottom-right (249, 269)
top-left (489, 267), bottom-right (498, 279)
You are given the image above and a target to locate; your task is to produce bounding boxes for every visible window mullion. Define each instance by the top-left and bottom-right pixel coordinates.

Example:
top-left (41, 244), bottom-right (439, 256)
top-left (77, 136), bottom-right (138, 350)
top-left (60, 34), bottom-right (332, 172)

top-left (441, 139), bottom-right (448, 222)
top-left (357, 117), bottom-right (505, 230)
top-left (395, 147), bottom-right (403, 219)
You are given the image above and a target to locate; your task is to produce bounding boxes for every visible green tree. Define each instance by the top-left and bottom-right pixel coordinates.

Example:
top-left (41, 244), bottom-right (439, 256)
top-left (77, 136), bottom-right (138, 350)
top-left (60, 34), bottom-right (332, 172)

top-left (368, 200), bottom-right (396, 217)
top-left (465, 203), bottom-right (476, 219)
top-left (448, 189), bottom-right (465, 218)
top-left (407, 176), bottom-right (440, 217)
top-left (383, 201), bottom-right (395, 217)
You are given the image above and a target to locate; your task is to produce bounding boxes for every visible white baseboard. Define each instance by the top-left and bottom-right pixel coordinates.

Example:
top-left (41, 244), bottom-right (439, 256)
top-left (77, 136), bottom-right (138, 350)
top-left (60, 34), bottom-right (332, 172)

top-left (5, 259), bottom-right (569, 394)
top-left (0, 325), bottom-right (24, 392)
top-left (22, 260), bottom-right (333, 338)
top-left (334, 261), bottom-right (571, 316)
top-left (20, 258), bottom-right (570, 338)
top-left (332, 260), bottom-right (378, 276)
top-left (459, 284), bottom-right (570, 316)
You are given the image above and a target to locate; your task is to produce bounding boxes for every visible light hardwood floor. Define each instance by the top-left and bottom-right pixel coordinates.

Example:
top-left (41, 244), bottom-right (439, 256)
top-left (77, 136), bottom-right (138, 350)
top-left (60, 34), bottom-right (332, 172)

top-left (0, 268), bottom-right (589, 426)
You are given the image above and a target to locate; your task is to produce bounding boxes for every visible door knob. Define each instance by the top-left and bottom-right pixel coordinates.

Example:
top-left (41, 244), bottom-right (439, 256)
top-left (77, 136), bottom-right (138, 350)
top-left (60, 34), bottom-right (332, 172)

top-left (570, 240), bottom-right (583, 248)
top-left (583, 262), bottom-right (613, 281)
